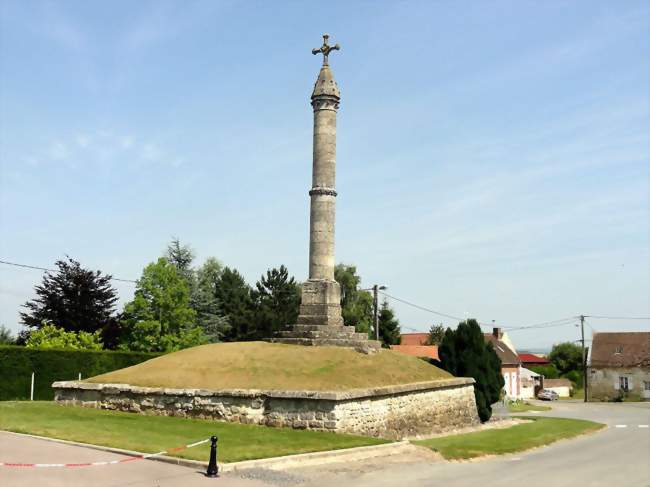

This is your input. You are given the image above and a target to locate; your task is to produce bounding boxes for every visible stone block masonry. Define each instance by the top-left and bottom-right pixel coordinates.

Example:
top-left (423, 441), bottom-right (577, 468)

top-left (53, 378), bottom-right (479, 440)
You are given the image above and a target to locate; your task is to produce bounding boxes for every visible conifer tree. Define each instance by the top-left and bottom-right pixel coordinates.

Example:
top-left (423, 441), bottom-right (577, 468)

top-left (377, 299), bottom-right (401, 346)
top-left (20, 257), bottom-right (119, 347)
top-left (252, 265), bottom-right (300, 339)
top-left (438, 319), bottom-right (505, 422)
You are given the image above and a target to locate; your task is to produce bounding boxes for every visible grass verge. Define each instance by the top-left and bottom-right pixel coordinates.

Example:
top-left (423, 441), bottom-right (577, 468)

top-left (0, 402), bottom-right (387, 463)
top-left (507, 401), bottom-right (551, 413)
top-left (415, 417), bottom-right (604, 460)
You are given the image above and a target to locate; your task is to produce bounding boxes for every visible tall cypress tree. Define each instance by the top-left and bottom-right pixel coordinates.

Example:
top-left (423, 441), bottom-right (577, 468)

top-left (438, 319), bottom-right (505, 422)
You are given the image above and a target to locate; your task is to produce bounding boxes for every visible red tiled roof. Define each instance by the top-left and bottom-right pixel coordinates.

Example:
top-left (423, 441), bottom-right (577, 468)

top-left (518, 353), bottom-right (550, 364)
top-left (590, 332), bottom-right (650, 368)
top-left (400, 333), bottom-right (429, 346)
top-left (391, 345), bottom-right (439, 360)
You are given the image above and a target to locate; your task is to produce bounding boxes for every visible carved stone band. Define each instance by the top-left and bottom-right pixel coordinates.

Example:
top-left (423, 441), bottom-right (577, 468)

top-left (309, 187), bottom-right (337, 197)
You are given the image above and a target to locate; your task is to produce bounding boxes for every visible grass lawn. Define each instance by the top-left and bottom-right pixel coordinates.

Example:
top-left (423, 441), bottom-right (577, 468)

top-left (0, 402), bottom-right (388, 463)
top-left (507, 401), bottom-right (551, 413)
top-left (416, 417), bottom-right (604, 460)
top-left (86, 342), bottom-right (451, 391)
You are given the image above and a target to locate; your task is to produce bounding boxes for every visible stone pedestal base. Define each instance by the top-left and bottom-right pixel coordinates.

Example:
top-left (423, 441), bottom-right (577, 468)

top-left (269, 279), bottom-right (381, 352)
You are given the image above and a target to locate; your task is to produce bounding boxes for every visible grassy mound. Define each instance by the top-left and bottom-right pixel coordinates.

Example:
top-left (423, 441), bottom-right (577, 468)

top-left (87, 341), bottom-right (451, 391)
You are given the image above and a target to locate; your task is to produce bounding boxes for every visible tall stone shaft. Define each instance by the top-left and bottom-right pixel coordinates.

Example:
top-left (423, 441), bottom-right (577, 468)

top-left (295, 40), bottom-right (344, 328)
top-left (308, 65), bottom-right (340, 281)
top-left (269, 34), bottom-right (379, 351)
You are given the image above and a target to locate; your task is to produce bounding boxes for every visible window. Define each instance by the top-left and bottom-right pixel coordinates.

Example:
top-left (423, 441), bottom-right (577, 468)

top-left (615, 346), bottom-right (624, 354)
top-left (619, 376), bottom-right (629, 391)
top-left (644, 381), bottom-right (650, 391)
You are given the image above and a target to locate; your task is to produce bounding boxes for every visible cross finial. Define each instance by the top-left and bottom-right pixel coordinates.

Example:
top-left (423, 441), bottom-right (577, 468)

top-left (312, 33), bottom-right (340, 66)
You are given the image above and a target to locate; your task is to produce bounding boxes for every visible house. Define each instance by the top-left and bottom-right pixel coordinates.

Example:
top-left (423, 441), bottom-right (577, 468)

top-left (588, 331), bottom-right (650, 401)
top-left (390, 344), bottom-right (439, 360)
top-left (392, 333), bottom-right (438, 360)
top-left (520, 368), bottom-right (542, 399)
top-left (485, 328), bottom-right (522, 399)
top-left (399, 333), bottom-right (429, 346)
top-left (518, 353), bottom-right (550, 368)
top-left (543, 378), bottom-right (572, 398)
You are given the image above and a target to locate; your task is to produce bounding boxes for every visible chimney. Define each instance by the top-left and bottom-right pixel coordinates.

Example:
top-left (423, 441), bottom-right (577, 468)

top-left (493, 327), bottom-right (502, 339)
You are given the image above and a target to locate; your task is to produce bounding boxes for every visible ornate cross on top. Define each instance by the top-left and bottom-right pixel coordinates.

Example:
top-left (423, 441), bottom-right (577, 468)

top-left (312, 34), bottom-right (340, 66)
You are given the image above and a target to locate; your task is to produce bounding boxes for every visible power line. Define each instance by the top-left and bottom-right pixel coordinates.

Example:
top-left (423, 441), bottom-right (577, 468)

top-left (503, 317), bottom-right (578, 331)
top-left (0, 259), bottom-right (137, 284)
top-left (583, 315), bottom-right (650, 320)
top-left (378, 291), bottom-right (465, 323)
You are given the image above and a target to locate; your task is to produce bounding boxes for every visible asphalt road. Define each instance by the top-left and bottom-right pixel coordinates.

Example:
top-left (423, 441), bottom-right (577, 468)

top-left (1, 401), bottom-right (648, 487)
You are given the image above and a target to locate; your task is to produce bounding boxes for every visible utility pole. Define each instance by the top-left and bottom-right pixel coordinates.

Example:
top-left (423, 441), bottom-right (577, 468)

top-left (373, 285), bottom-right (379, 341)
top-left (370, 285), bottom-right (387, 341)
top-left (580, 314), bottom-right (588, 402)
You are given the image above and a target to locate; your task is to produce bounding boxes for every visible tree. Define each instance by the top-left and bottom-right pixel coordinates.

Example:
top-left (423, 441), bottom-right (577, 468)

top-left (194, 258), bottom-right (230, 342)
top-left (25, 324), bottom-right (103, 350)
top-left (377, 299), bottom-right (401, 346)
top-left (549, 342), bottom-right (583, 375)
top-left (165, 237), bottom-right (195, 282)
top-left (119, 258), bottom-right (207, 352)
top-left (426, 323), bottom-right (445, 345)
top-left (334, 264), bottom-right (374, 333)
top-left (529, 364), bottom-right (560, 379)
top-left (20, 257), bottom-right (119, 347)
top-left (214, 267), bottom-right (255, 341)
top-left (0, 325), bottom-right (15, 345)
top-left (252, 265), bottom-right (300, 339)
top-left (438, 319), bottom-right (504, 422)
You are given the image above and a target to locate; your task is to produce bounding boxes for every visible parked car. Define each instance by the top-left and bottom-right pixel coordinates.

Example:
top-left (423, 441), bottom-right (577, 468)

top-left (537, 389), bottom-right (559, 401)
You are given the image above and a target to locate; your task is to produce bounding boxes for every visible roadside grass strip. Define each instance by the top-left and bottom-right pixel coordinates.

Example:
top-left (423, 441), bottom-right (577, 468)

top-left (0, 402), bottom-right (387, 463)
top-left (507, 402), bottom-right (551, 413)
top-left (415, 417), bottom-right (604, 460)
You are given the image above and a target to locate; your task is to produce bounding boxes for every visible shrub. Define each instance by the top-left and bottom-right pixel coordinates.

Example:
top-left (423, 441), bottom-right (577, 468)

top-left (0, 346), bottom-right (160, 400)
top-left (25, 324), bottom-right (103, 350)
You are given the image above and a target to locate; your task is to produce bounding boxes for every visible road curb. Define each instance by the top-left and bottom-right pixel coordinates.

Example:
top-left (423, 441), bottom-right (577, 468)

top-left (1, 430), bottom-right (410, 472)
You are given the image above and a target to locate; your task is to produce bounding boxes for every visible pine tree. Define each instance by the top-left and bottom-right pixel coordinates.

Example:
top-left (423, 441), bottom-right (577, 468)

top-left (215, 267), bottom-right (254, 341)
top-left (20, 257), bottom-right (119, 347)
top-left (426, 323), bottom-right (445, 345)
top-left (252, 265), bottom-right (300, 339)
top-left (377, 299), bottom-right (401, 346)
top-left (438, 319), bottom-right (505, 422)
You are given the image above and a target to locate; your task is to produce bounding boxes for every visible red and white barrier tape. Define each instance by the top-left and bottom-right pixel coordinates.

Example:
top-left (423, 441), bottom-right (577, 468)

top-left (0, 438), bottom-right (210, 468)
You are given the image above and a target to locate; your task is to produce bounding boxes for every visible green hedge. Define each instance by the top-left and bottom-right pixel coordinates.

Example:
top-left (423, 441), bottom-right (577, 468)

top-left (0, 346), bottom-right (161, 400)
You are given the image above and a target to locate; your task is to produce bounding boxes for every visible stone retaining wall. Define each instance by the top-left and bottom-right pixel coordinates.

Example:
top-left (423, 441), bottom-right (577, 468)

top-left (53, 378), bottom-right (479, 439)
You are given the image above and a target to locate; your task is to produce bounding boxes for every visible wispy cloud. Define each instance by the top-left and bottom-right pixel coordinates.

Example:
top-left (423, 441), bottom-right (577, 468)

top-left (22, 130), bottom-right (183, 168)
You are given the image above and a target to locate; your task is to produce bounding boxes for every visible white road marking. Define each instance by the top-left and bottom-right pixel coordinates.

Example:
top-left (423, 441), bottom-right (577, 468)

top-left (615, 425), bottom-right (628, 428)
top-left (639, 425), bottom-right (649, 428)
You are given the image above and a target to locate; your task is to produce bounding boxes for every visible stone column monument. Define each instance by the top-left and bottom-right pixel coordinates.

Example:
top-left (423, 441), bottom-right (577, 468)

top-left (271, 34), bottom-right (380, 352)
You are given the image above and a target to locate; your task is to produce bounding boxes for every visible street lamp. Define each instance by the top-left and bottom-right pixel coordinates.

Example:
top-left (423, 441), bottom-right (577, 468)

top-left (360, 285), bottom-right (387, 341)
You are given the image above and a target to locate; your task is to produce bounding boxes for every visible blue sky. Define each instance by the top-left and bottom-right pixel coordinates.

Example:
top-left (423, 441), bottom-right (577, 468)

top-left (1, 0), bottom-right (648, 350)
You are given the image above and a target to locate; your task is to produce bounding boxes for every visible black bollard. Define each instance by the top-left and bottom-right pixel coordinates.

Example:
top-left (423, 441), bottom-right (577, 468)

top-left (206, 435), bottom-right (219, 478)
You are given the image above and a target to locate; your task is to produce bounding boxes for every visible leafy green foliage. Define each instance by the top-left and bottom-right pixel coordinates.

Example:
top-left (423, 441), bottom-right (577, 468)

top-left (438, 319), bottom-right (505, 422)
top-left (20, 257), bottom-right (119, 347)
top-left (334, 264), bottom-right (374, 333)
top-left (119, 258), bottom-right (207, 352)
top-left (377, 299), bottom-right (401, 346)
top-left (0, 346), bottom-right (160, 400)
top-left (426, 323), bottom-right (445, 345)
top-left (25, 324), bottom-right (103, 350)
top-left (549, 342), bottom-right (584, 375)
top-left (0, 325), bottom-right (14, 345)
top-left (251, 265), bottom-right (300, 339)
top-left (529, 364), bottom-right (560, 378)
